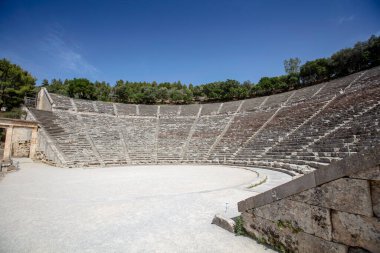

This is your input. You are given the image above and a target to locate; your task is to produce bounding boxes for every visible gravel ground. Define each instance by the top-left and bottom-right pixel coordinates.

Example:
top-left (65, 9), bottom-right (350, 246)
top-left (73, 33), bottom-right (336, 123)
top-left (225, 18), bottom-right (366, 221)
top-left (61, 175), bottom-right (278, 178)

top-left (0, 159), bottom-right (291, 253)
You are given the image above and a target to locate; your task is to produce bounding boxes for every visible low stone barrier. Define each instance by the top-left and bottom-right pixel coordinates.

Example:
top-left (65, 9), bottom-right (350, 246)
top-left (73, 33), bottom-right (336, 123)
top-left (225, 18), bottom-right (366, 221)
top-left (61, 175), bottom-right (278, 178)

top-left (211, 214), bottom-right (236, 233)
top-left (238, 147), bottom-right (380, 253)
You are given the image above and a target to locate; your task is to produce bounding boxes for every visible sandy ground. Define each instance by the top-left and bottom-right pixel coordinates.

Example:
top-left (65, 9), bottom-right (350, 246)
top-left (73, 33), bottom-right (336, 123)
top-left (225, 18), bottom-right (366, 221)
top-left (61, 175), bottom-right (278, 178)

top-left (0, 159), bottom-right (291, 253)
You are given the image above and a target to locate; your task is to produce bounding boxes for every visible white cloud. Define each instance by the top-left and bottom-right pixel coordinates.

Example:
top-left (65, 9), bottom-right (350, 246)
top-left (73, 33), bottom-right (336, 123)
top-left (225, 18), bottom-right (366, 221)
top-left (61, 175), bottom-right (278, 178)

top-left (338, 15), bottom-right (355, 24)
top-left (41, 25), bottom-right (98, 76)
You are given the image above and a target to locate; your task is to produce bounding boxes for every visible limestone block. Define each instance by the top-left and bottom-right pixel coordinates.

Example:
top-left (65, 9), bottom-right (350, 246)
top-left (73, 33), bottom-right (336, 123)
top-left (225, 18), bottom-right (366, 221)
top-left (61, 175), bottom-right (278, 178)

top-left (238, 172), bottom-right (316, 212)
top-left (271, 172), bottom-right (317, 200)
top-left (253, 199), bottom-right (332, 240)
top-left (211, 214), bottom-right (235, 233)
top-left (331, 210), bottom-right (380, 253)
top-left (12, 140), bottom-right (31, 157)
top-left (242, 212), bottom-right (347, 253)
top-left (371, 181), bottom-right (380, 218)
top-left (348, 247), bottom-right (372, 253)
top-left (314, 147), bottom-right (380, 185)
top-left (350, 165), bottom-right (380, 180)
top-left (290, 178), bottom-right (373, 217)
top-left (296, 232), bottom-right (348, 253)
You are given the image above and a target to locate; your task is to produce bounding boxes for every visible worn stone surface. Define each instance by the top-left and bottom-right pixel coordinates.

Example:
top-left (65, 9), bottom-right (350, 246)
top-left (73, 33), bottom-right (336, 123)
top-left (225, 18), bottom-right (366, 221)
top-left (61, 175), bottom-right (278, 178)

top-left (350, 165), bottom-right (380, 180)
top-left (348, 247), bottom-right (372, 253)
top-left (371, 180), bottom-right (380, 218)
top-left (253, 199), bottom-right (332, 240)
top-left (290, 178), bottom-right (373, 217)
top-left (0, 162), bottom-right (287, 253)
top-left (331, 210), bottom-right (380, 253)
top-left (242, 212), bottom-right (347, 253)
top-left (314, 148), bottom-right (380, 186)
top-left (12, 140), bottom-right (31, 157)
top-left (296, 232), bottom-right (348, 253)
top-left (211, 214), bottom-right (236, 233)
top-left (238, 190), bottom-right (273, 212)
top-left (271, 172), bottom-right (316, 201)
top-left (239, 172), bottom-right (316, 211)
top-left (240, 151), bottom-right (380, 214)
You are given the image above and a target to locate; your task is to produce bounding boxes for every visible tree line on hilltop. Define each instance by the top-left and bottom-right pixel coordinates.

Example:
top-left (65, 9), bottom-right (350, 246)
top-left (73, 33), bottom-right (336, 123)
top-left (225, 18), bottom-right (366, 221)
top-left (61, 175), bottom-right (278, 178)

top-left (0, 35), bottom-right (379, 112)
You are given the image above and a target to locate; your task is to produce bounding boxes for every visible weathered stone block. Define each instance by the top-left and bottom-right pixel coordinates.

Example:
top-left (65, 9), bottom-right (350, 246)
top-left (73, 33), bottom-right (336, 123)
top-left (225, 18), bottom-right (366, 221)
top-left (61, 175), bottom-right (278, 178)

top-left (12, 140), bottom-right (31, 157)
top-left (239, 172), bottom-right (317, 212)
top-left (350, 165), bottom-right (380, 180)
top-left (238, 190), bottom-right (272, 212)
top-left (242, 212), bottom-right (347, 253)
top-left (348, 247), bottom-right (372, 253)
top-left (315, 148), bottom-right (380, 185)
top-left (290, 178), bottom-right (373, 217)
top-left (371, 181), bottom-right (380, 218)
top-left (331, 210), bottom-right (380, 253)
top-left (253, 199), bottom-right (332, 240)
top-left (271, 171), bottom-right (316, 200)
top-left (296, 232), bottom-right (348, 253)
top-left (211, 214), bottom-right (235, 233)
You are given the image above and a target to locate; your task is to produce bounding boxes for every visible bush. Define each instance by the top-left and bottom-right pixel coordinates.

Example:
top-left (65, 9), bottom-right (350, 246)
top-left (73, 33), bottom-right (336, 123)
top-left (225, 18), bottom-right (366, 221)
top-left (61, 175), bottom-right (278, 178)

top-left (0, 108), bottom-right (26, 119)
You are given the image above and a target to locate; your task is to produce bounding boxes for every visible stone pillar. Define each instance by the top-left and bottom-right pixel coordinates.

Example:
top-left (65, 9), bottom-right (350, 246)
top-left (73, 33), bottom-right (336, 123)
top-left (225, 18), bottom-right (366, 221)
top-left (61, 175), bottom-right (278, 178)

top-left (29, 127), bottom-right (38, 159)
top-left (3, 126), bottom-right (13, 161)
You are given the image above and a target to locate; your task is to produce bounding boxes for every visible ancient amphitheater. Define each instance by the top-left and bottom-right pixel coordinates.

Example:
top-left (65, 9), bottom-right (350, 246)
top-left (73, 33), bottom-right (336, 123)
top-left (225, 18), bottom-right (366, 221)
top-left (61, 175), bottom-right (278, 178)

top-left (31, 67), bottom-right (379, 173)
top-left (0, 67), bottom-right (379, 252)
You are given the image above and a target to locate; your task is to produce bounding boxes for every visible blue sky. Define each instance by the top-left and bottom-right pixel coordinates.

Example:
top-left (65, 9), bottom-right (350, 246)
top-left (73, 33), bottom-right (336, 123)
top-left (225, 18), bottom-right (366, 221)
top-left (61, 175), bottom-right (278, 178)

top-left (1, 0), bottom-right (379, 85)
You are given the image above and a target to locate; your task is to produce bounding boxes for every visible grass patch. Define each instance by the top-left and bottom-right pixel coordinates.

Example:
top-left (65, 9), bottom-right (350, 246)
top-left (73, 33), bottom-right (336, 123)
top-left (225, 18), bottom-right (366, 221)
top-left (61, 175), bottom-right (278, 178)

top-left (276, 219), bottom-right (303, 234)
top-left (234, 216), bottom-right (247, 236)
top-left (247, 176), bottom-right (267, 189)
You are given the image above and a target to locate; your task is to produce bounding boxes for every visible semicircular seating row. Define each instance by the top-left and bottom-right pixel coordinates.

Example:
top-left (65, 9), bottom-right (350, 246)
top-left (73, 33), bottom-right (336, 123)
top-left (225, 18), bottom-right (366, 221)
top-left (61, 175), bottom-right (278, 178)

top-left (30, 66), bottom-right (380, 174)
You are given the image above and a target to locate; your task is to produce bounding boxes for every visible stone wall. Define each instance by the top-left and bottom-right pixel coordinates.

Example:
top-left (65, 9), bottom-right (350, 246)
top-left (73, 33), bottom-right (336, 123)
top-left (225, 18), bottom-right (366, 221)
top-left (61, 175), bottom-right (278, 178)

top-left (238, 148), bottom-right (380, 253)
top-left (36, 88), bottom-right (53, 111)
top-left (12, 140), bottom-right (30, 157)
top-left (25, 109), bottom-right (66, 166)
top-left (11, 127), bottom-right (32, 157)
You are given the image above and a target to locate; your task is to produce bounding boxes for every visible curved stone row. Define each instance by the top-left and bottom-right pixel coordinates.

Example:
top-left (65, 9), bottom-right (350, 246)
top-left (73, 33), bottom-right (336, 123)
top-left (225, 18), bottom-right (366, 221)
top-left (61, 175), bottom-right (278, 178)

top-left (31, 66), bottom-right (380, 173)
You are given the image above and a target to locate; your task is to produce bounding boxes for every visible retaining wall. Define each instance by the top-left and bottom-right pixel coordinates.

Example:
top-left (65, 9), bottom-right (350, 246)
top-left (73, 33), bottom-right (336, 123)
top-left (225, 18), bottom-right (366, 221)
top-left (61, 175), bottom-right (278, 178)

top-left (238, 147), bottom-right (380, 253)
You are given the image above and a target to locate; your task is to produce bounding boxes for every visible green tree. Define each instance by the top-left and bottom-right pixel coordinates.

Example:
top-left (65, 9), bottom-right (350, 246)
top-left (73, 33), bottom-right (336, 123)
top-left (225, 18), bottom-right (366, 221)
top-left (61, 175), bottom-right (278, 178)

top-left (113, 80), bottom-right (128, 102)
top-left (285, 73), bottom-right (300, 89)
top-left (257, 77), bottom-right (274, 93)
top-left (67, 78), bottom-right (95, 99)
top-left (141, 86), bottom-right (157, 104)
top-left (46, 79), bottom-right (67, 95)
top-left (169, 89), bottom-right (184, 103)
top-left (157, 87), bottom-right (169, 102)
top-left (300, 58), bottom-right (331, 85)
top-left (221, 79), bottom-right (241, 100)
top-left (94, 81), bottom-right (111, 101)
top-left (41, 79), bottom-right (49, 87)
top-left (0, 58), bottom-right (36, 110)
top-left (284, 57), bottom-right (301, 74)
top-left (367, 35), bottom-right (380, 67)
top-left (182, 88), bottom-right (193, 103)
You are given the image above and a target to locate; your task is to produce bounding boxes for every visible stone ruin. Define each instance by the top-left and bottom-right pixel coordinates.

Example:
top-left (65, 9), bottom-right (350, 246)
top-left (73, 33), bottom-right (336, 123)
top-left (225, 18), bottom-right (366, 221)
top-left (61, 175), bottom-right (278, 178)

top-left (28, 66), bottom-right (380, 175)
top-left (18, 65), bottom-right (380, 252)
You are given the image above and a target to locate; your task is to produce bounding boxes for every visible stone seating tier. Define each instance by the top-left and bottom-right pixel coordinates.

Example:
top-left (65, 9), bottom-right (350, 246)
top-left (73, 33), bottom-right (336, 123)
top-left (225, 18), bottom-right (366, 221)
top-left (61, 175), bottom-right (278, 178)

top-left (180, 104), bottom-right (201, 116)
top-left (31, 66), bottom-right (380, 172)
top-left (115, 103), bottom-right (137, 116)
top-left (49, 93), bottom-right (73, 110)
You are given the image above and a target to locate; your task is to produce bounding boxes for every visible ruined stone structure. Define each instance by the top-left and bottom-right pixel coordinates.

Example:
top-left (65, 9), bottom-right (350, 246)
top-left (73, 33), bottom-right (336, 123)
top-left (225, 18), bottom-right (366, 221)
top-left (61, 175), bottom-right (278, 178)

top-left (6, 66), bottom-right (380, 252)
top-left (27, 66), bottom-right (380, 175)
top-left (0, 117), bottom-right (38, 161)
